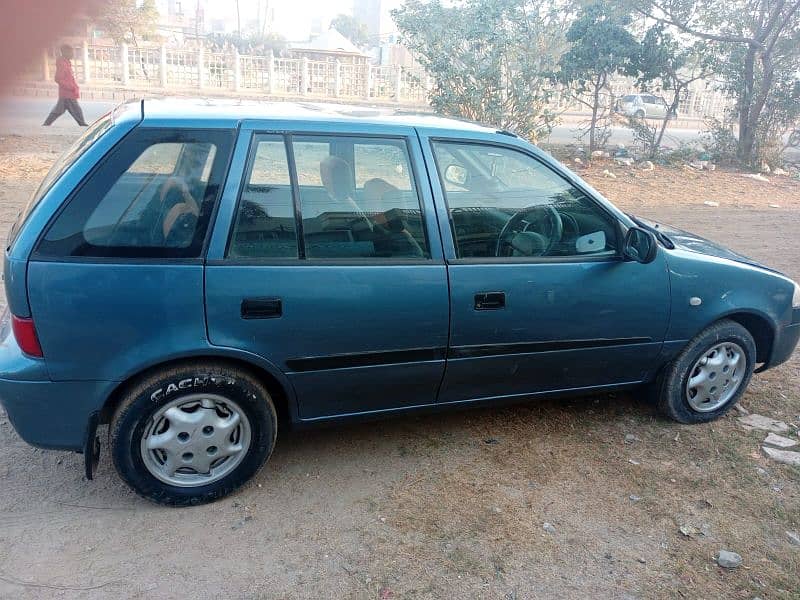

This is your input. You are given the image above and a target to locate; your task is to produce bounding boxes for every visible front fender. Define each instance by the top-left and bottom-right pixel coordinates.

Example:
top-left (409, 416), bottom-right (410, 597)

top-left (663, 249), bottom-right (793, 345)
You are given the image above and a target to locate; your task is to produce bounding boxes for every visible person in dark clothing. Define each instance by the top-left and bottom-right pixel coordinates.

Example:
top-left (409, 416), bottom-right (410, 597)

top-left (43, 45), bottom-right (88, 126)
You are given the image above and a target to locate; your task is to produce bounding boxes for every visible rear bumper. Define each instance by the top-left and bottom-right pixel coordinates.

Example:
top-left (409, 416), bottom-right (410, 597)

top-left (0, 378), bottom-right (112, 451)
top-left (0, 313), bottom-right (114, 451)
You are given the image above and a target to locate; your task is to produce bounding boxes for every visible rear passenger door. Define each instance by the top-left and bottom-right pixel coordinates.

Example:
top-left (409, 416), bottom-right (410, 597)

top-left (205, 124), bottom-right (449, 420)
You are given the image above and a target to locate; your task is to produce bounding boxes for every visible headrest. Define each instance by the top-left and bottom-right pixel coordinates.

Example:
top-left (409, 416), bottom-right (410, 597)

top-left (320, 156), bottom-right (355, 201)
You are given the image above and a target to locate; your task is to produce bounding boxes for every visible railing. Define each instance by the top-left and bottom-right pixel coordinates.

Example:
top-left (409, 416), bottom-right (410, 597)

top-left (35, 43), bottom-right (732, 118)
top-left (37, 42), bottom-right (430, 105)
top-left (552, 77), bottom-right (734, 120)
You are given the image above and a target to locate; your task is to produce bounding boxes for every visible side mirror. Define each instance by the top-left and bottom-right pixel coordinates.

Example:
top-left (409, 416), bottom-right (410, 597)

top-left (623, 226), bottom-right (658, 264)
top-left (444, 164), bottom-right (468, 187)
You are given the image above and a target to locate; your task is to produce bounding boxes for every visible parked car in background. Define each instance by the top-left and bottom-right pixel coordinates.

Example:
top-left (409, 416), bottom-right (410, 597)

top-left (616, 93), bottom-right (677, 120)
top-left (1, 99), bottom-right (798, 505)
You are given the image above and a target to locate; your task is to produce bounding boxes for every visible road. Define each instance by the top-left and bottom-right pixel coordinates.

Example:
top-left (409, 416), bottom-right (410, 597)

top-left (1, 96), bottom-right (796, 161)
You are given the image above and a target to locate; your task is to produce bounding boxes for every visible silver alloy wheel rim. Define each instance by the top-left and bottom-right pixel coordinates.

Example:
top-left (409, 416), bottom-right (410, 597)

top-left (685, 342), bottom-right (747, 412)
top-left (140, 393), bottom-right (252, 487)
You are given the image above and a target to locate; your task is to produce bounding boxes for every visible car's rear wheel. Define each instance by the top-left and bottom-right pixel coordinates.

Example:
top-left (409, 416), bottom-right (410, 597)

top-left (657, 320), bottom-right (756, 423)
top-left (634, 109), bottom-right (646, 119)
top-left (110, 361), bottom-right (276, 506)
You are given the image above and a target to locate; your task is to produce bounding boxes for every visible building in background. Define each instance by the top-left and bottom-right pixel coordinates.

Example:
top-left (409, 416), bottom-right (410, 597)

top-left (353, 0), bottom-right (401, 45)
top-left (153, 0), bottom-right (209, 43)
top-left (289, 28), bottom-right (369, 65)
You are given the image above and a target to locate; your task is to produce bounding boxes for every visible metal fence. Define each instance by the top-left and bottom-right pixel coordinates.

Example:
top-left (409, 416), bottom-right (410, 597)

top-left (35, 43), bottom-right (732, 118)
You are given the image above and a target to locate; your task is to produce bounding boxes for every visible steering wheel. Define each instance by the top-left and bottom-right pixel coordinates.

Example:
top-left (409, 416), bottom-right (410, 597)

top-left (495, 205), bottom-right (563, 257)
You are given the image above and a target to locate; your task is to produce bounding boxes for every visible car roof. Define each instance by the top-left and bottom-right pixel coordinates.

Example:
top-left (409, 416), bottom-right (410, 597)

top-left (139, 98), bottom-right (498, 134)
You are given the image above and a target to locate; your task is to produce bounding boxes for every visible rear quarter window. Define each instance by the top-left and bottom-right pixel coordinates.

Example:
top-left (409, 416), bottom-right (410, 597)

top-left (34, 128), bottom-right (234, 259)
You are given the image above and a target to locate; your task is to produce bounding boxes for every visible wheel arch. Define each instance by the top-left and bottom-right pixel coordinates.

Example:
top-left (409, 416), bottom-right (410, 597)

top-left (99, 350), bottom-right (297, 427)
top-left (721, 311), bottom-right (775, 366)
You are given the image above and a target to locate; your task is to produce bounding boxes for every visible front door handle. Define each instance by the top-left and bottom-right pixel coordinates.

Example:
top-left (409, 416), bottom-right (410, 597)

top-left (241, 297), bottom-right (282, 319)
top-left (474, 292), bottom-right (505, 310)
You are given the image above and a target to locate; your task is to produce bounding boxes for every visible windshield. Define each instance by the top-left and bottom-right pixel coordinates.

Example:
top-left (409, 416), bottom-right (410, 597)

top-left (7, 113), bottom-right (114, 247)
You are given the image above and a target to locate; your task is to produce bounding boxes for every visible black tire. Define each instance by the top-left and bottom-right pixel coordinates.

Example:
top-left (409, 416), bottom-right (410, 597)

top-left (635, 109), bottom-right (646, 119)
top-left (110, 361), bottom-right (277, 506)
top-left (657, 319), bottom-right (756, 424)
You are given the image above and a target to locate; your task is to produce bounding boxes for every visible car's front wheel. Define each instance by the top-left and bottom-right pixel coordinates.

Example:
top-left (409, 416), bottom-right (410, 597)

top-left (109, 361), bottom-right (277, 506)
top-left (657, 320), bottom-right (756, 424)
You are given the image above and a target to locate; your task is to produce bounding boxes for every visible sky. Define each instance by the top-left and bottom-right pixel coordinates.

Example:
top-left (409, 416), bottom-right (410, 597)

top-left (204, 0), bottom-right (356, 40)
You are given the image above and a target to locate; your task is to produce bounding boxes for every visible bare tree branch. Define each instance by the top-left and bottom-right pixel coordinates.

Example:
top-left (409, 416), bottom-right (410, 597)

top-left (635, 3), bottom-right (764, 46)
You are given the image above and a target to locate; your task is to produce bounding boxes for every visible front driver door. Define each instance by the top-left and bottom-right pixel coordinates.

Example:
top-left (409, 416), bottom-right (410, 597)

top-left (421, 135), bottom-right (670, 404)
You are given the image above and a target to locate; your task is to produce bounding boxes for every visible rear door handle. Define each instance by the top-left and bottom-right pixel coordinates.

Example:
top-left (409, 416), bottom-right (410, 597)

top-left (241, 297), bottom-right (282, 319)
top-left (474, 292), bottom-right (505, 310)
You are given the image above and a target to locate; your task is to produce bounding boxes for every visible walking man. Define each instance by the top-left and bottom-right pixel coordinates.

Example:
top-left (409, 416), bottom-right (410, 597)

top-left (43, 45), bottom-right (88, 126)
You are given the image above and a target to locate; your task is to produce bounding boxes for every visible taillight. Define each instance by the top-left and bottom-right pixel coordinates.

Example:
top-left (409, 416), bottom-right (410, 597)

top-left (11, 315), bottom-right (43, 358)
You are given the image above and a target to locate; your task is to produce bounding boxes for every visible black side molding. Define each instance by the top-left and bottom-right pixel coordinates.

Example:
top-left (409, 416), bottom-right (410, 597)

top-left (285, 338), bottom-right (654, 372)
top-left (448, 337), bottom-right (653, 359)
top-left (287, 347), bottom-right (447, 372)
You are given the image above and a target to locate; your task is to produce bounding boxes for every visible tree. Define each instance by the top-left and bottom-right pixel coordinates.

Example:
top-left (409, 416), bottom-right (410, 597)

top-left (557, 3), bottom-right (641, 152)
top-left (393, 0), bottom-right (570, 141)
top-left (208, 32), bottom-right (287, 56)
top-left (632, 25), bottom-right (715, 157)
top-left (331, 14), bottom-right (370, 48)
top-left (633, 0), bottom-right (800, 167)
top-left (95, 0), bottom-right (159, 45)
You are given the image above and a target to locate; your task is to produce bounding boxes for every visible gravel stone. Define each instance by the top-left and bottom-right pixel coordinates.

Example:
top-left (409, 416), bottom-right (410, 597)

top-left (716, 550), bottom-right (742, 569)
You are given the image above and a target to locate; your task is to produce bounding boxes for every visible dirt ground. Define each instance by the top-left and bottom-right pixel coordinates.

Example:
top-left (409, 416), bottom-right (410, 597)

top-left (0, 133), bottom-right (798, 600)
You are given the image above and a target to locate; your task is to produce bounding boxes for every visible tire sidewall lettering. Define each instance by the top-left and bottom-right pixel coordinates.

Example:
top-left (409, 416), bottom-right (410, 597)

top-left (150, 374), bottom-right (237, 402)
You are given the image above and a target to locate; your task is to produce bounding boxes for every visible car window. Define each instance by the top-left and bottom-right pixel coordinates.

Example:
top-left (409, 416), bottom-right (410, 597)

top-left (228, 135), bottom-right (298, 258)
top-left (292, 135), bottom-right (429, 259)
top-left (432, 141), bottom-right (618, 260)
top-left (35, 128), bottom-right (233, 258)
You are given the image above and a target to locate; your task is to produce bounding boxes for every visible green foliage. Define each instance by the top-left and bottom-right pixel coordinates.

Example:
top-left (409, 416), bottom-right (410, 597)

top-left (720, 31), bottom-right (800, 167)
top-left (557, 2), bottom-right (641, 151)
top-left (558, 3), bottom-right (640, 89)
top-left (700, 118), bottom-right (739, 164)
top-left (637, 24), bottom-right (683, 83)
top-left (331, 14), bottom-right (371, 48)
top-left (659, 142), bottom-right (698, 165)
top-left (392, 0), bottom-right (570, 140)
top-left (209, 32), bottom-right (288, 56)
top-left (630, 24), bottom-right (715, 158)
top-left (632, 0), bottom-right (800, 167)
top-left (627, 116), bottom-right (660, 156)
top-left (95, 0), bottom-right (159, 44)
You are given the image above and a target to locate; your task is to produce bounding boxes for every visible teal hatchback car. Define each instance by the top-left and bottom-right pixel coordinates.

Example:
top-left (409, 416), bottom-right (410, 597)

top-left (1, 100), bottom-right (798, 505)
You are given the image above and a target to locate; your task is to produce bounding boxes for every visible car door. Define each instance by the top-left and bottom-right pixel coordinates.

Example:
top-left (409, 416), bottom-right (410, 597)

top-left (646, 95), bottom-right (665, 118)
top-left (205, 123), bottom-right (449, 420)
top-left (418, 131), bottom-right (670, 404)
